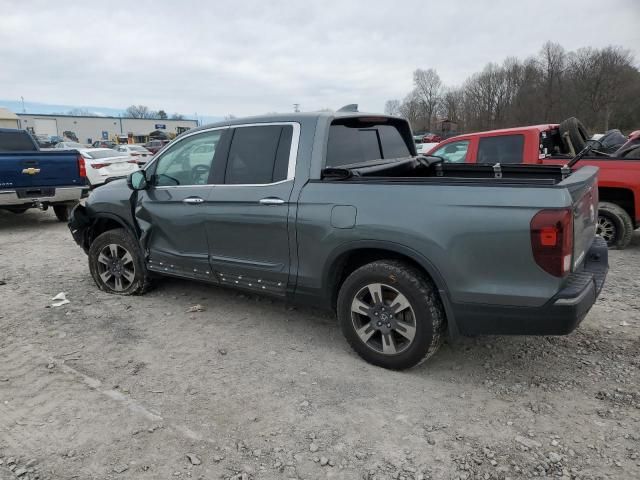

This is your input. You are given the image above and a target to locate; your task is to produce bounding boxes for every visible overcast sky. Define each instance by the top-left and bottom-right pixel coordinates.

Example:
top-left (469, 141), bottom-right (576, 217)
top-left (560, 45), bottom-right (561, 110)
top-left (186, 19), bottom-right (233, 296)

top-left (1, 0), bottom-right (638, 117)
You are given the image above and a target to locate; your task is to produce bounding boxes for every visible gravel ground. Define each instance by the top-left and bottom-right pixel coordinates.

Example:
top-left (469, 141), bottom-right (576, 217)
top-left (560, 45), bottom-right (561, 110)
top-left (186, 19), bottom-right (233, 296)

top-left (0, 208), bottom-right (638, 480)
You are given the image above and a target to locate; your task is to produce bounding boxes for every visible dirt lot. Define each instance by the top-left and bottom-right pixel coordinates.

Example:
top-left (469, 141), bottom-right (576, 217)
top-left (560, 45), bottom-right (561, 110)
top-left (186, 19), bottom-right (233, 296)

top-left (0, 209), bottom-right (638, 480)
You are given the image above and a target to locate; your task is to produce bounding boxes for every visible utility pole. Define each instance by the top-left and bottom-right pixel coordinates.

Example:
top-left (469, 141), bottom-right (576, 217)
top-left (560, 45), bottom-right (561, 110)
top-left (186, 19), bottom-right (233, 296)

top-left (20, 96), bottom-right (25, 113)
top-left (293, 103), bottom-right (300, 113)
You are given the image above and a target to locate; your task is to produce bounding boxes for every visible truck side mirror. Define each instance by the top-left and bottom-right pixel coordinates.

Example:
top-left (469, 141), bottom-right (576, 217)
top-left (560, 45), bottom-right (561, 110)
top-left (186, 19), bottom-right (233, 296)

top-left (127, 170), bottom-right (148, 190)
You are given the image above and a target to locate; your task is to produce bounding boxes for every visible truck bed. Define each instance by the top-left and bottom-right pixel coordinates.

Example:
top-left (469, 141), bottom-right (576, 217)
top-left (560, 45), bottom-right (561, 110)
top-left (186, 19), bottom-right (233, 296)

top-left (322, 156), bottom-right (572, 185)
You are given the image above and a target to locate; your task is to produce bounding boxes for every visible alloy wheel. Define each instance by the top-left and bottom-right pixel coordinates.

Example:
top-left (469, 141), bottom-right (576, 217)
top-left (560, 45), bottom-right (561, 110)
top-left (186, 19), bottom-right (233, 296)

top-left (96, 243), bottom-right (136, 291)
top-left (596, 215), bottom-right (616, 245)
top-left (350, 283), bottom-right (417, 355)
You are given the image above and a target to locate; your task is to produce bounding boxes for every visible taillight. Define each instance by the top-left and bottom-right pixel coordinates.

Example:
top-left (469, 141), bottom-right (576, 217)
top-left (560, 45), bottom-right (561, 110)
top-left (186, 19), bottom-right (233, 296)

top-left (530, 209), bottom-right (573, 277)
top-left (77, 154), bottom-right (86, 177)
top-left (90, 162), bottom-right (108, 169)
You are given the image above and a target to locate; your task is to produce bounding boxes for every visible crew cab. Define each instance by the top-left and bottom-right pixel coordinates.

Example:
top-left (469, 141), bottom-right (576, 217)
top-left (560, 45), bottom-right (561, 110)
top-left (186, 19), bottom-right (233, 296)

top-left (427, 123), bottom-right (640, 248)
top-left (0, 128), bottom-right (88, 221)
top-left (68, 112), bottom-right (607, 369)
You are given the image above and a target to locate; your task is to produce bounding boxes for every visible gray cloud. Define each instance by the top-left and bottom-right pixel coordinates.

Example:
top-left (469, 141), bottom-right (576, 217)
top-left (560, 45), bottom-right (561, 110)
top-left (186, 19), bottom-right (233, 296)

top-left (1, 0), bottom-right (638, 116)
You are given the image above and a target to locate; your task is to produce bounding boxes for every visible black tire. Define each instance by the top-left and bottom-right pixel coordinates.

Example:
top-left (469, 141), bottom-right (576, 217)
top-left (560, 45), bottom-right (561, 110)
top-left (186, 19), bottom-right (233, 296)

top-left (597, 201), bottom-right (633, 249)
top-left (559, 117), bottom-right (590, 153)
top-left (53, 205), bottom-right (71, 222)
top-left (337, 260), bottom-right (445, 370)
top-left (88, 228), bottom-right (151, 295)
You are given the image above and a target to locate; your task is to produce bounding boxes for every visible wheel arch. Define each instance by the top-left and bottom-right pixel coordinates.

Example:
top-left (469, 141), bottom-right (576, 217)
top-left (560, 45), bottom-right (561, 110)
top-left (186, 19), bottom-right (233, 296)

top-left (322, 241), bottom-right (458, 336)
top-left (598, 187), bottom-right (636, 228)
top-left (86, 213), bottom-right (138, 251)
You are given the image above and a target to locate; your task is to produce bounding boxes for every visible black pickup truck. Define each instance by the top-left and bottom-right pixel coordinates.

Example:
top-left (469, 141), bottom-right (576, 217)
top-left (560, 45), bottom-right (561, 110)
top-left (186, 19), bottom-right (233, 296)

top-left (69, 112), bottom-right (607, 369)
top-left (0, 128), bottom-right (88, 221)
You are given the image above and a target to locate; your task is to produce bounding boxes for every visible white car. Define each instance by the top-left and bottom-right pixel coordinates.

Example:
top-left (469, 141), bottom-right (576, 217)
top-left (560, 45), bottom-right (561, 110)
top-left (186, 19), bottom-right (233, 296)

top-left (416, 142), bottom-right (439, 155)
top-left (115, 144), bottom-right (154, 165)
top-left (78, 148), bottom-right (140, 188)
top-left (55, 141), bottom-right (86, 149)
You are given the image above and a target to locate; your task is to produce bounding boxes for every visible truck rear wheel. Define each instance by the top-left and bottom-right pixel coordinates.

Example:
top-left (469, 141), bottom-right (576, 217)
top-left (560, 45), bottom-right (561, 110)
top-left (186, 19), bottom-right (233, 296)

top-left (88, 228), bottom-right (151, 295)
top-left (597, 201), bottom-right (633, 249)
top-left (53, 205), bottom-right (71, 222)
top-left (337, 260), bottom-right (445, 370)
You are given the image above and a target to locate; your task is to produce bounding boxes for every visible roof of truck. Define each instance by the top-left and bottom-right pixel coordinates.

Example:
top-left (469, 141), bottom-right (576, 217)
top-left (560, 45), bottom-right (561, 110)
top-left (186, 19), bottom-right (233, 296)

top-left (447, 124), bottom-right (560, 140)
top-left (189, 111), bottom-right (400, 134)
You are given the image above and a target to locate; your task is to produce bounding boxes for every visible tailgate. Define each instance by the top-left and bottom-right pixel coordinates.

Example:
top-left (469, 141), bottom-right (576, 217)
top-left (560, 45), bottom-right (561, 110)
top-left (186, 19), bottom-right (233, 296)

top-left (0, 151), bottom-right (84, 188)
top-left (558, 166), bottom-right (598, 270)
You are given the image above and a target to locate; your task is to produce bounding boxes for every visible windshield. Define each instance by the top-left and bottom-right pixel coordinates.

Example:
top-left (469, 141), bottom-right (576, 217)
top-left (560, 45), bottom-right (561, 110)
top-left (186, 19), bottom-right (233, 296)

top-left (130, 146), bottom-right (148, 152)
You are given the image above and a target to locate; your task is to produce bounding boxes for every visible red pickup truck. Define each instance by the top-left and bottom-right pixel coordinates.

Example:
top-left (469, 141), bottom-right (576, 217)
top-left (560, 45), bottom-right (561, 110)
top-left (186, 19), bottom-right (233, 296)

top-left (427, 124), bottom-right (640, 248)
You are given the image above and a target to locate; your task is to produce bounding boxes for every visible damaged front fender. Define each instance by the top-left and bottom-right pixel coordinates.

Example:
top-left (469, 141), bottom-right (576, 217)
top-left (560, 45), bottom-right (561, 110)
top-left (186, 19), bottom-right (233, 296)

top-left (68, 203), bottom-right (92, 253)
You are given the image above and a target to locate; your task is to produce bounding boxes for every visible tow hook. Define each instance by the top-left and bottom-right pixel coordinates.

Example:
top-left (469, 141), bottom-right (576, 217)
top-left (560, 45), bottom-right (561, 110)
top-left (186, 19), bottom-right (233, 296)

top-left (35, 201), bottom-right (49, 211)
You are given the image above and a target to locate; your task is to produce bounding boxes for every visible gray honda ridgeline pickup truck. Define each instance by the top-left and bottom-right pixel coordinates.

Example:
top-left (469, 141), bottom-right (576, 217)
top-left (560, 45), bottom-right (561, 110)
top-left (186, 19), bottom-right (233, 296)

top-left (69, 112), bottom-right (608, 369)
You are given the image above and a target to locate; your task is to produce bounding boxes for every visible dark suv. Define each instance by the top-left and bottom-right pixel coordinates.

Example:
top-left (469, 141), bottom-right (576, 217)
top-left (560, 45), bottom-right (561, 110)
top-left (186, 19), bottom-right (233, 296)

top-left (143, 139), bottom-right (170, 154)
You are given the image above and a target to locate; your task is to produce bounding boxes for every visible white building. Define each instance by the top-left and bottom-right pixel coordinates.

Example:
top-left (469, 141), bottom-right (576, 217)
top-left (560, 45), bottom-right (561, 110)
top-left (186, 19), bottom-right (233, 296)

top-left (15, 112), bottom-right (199, 144)
top-left (0, 108), bottom-right (20, 129)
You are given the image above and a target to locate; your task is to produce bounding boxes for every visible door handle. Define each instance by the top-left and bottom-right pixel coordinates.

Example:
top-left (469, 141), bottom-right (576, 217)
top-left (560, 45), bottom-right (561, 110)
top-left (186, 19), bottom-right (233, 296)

top-left (183, 197), bottom-right (205, 204)
top-left (259, 197), bottom-right (285, 205)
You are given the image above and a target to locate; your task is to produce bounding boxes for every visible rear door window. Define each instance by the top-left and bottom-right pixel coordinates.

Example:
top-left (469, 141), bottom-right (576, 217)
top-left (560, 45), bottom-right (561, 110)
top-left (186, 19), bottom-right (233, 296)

top-left (224, 125), bottom-right (293, 185)
top-left (431, 140), bottom-right (469, 163)
top-left (326, 119), bottom-right (412, 167)
top-left (477, 135), bottom-right (524, 164)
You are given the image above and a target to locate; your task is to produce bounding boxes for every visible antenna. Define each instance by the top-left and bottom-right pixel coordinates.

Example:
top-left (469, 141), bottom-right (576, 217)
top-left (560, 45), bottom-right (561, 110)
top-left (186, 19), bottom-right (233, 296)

top-left (293, 103), bottom-right (300, 113)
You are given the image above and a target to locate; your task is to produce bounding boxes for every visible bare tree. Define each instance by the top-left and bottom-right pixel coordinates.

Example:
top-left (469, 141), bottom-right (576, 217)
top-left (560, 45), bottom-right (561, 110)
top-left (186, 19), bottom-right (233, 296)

top-left (170, 113), bottom-right (185, 120)
top-left (567, 46), bottom-right (635, 130)
top-left (125, 105), bottom-right (156, 119)
top-left (538, 42), bottom-right (567, 121)
top-left (67, 108), bottom-right (92, 116)
top-left (413, 68), bottom-right (442, 131)
top-left (399, 90), bottom-right (424, 130)
top-left (439, 88), bottom-right (464, 129)
top-left (393, 42), bottom-right (639, 135)
top-left (384, 99), bottom-right (401, 116)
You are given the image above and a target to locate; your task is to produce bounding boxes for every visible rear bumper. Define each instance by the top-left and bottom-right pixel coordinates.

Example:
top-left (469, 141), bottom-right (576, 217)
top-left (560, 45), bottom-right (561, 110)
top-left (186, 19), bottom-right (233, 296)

top-left (0, 186), bottom-right (86, 207)
top-left (454, 236), bottom-right (609, 335)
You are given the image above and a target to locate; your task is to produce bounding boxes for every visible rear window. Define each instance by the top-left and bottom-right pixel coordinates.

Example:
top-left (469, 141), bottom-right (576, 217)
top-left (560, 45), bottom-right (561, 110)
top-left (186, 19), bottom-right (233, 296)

top-left (477, 135), bottom-right (524, 164)
top-left (326, 118), bottom-right (412, 167)
top-left (0, 131), bottom-right (37, 151)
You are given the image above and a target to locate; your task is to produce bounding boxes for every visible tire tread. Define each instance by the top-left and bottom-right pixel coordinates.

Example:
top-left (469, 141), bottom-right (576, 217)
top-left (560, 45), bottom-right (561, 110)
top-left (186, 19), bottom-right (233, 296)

top-left (337, 259), bottom-right (446, 369)
top-left (599, 201), bottom-right (633, 249)
top-left (88, 228), bottom-right (152, 295)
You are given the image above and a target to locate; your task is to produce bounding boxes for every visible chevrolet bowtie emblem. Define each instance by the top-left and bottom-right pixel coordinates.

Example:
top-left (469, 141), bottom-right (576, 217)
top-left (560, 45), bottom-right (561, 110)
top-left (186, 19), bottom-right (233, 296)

top-left (22, 167), bottom-right (41, 175)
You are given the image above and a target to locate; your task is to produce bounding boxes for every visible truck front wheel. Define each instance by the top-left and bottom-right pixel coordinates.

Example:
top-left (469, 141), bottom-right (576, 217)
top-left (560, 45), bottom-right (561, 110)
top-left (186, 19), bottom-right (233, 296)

top-left (597, 202), bottom-right (633, 249)
top-left (337, 260), bottom-right (445, 370)
top-left (88, 228), bottom-right (151, 295)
